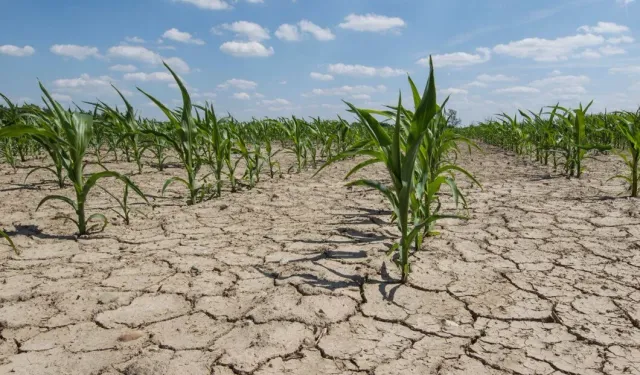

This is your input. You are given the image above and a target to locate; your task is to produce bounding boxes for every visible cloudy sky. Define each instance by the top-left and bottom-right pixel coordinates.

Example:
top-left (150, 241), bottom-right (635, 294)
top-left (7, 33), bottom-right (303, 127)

top-left (0, 0), bottom-right (638, 124)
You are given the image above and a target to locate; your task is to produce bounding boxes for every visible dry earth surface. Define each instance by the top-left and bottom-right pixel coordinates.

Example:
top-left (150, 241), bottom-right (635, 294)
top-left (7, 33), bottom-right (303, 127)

top-left (0, 144), bottom-right (639, 375)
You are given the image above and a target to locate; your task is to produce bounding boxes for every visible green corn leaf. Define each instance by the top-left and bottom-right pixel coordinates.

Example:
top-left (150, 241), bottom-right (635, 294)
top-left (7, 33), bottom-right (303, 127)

top-left (0, 230), bottom-right (19, 256)
top-left (36, 195), bottom-right (78, 212)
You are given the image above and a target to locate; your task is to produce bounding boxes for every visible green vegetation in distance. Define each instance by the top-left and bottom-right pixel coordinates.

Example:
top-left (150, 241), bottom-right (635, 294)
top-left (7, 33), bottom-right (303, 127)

top-left (461, 102), bottom-right (639, 197)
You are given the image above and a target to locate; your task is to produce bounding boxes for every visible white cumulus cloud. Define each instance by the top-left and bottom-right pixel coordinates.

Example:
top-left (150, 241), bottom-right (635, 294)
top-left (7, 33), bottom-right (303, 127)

top-left (216, 21), bottom-right (270, 41)
top-left (163, 28), bottom-right (205, 45)
top-left (578, 21), bottom-right (630, 34)
top-left (220, 41), bottom-right (274, 57)
top-left (441, 88), bottom-right (468, 95)
top-left (233, 92), bottom-right (251, 100)
top-left (174, 0), bottom-right (231, 10)
top-left (50, 44), bottom-right (100, 60)
top-left (123, 72), bottom-right (174, 82)
top-left (298, 20), bottom-right (335, 41)
top-left (0, 45), bottom-right (35, 57)
top-left (275, 24), bottom-right (302, 41)
top-left (109, 64), bottom-right (137, 72)
top-left (419, 47), bottom-right (491, 68)
top-left (108, 45), bottom-right (163, 64)
top-left (327, 63), bottom-right (405, 78)
top-left (477, 74), bottom-right (517, 82)
top-left (53, 74), bottom-right (113, 89)
top-left (275, 21), bottom-right (334, 42)
top-left (217, 78), bottom-right (258, 90)
top-left (107, 46), bottom-right (190, 73)
top-left (261, 98), bottom-right (291, 105)
top-left (339, 13), bottom-right (406, 33)
top-left (310, 72), bottom-right (334, 81)
top-left (493, 33), bottom-right (604, 62)
top-left (529, 75), bottom-right (590, 88)
top-left (306, 85), bottom-right (387, 96)
top-left (607, 35), bottom-right (634, 44)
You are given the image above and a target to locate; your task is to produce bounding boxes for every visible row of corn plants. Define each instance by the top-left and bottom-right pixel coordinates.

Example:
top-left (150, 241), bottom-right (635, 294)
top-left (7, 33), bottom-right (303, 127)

top-left (462, 104), bottom-right (639, 196)
top-left (0, 61), bottom-right (368, 253)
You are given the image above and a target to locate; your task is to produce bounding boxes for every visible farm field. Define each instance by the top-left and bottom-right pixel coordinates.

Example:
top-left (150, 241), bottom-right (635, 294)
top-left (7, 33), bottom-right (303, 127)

top-left (3, 0), bottom-right (640, 373)
top-left (1, 141), bottom-right (639, 375)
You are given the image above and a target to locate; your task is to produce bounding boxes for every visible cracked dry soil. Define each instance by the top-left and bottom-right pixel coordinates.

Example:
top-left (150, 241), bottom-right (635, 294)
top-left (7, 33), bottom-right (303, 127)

top-left (0, 144), bottom-right (639, 375)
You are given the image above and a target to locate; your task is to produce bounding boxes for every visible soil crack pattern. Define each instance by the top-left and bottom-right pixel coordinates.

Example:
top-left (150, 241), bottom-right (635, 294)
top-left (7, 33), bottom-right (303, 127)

top-left (1, 145), bottom-right (639, 374)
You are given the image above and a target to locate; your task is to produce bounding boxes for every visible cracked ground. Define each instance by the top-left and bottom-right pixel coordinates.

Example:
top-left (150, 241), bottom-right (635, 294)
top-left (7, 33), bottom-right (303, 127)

top-left (1, 144), bottom-right (639, 375)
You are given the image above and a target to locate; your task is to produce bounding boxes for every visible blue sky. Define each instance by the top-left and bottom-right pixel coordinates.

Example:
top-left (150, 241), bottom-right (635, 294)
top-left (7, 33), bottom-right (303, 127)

top-left (1, 0), bottom-right (638, 124)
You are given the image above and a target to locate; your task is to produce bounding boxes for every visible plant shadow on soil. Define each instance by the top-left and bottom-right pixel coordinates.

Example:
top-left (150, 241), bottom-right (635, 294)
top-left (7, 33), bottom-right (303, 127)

top-left (6, 224), bottom-right (76, 241)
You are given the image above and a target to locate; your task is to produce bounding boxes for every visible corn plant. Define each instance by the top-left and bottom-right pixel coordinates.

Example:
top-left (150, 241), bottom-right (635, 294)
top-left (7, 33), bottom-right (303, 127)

top-left (1, 138), bottom-right (17, 171)
top-left (19, 105), bottom-right (70, 188)
top-left (412, 105), bottom-right (480, 243)
top-left (93, 85), bottom-right (144, 174)
top-left (223, 138), bottom-right (239, 192)
top-left (99, 183), bottom-right (146, 225)
top-left (318, 57), bottom-right (444, 283)
top-left (1, 95), bottom-right (23, 172)
top-left (139, 62), bottom-right (202, 205)
top-left (334, 116), bottom-right (353, 154)
top-left (305, 138), bottom-right (318, 169)
top-left (0, 94), bottom-right (33, 163)
top-left (278, 117), bottom-right (307, 172)
top-left (519, 106), bottom-right (560, 167)
top-left (555, 102), bottom-right (611, 178)
top-left (0, 83), bottom-right (147, 235)
top-left (140, 120), bottom-right (171, 171)
top-left (261, 120), bottom-right (281, 178)
top-left (497, 113), bottom-right (528, 155)
top-left (233, 132), bottom-right (260, 188)
top-left (611, 108), bottom-right (640, 197)
top-left (195, 103), bottom-right (228, 196)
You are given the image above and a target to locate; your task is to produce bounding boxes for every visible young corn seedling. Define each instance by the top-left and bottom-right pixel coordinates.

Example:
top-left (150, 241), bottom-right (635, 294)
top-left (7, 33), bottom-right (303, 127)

top-left (1, 137), bottom-right (18, 172)
top-left (0, 83), bottom-right (147, 235)
top-left (93, 85), bottom-right (144, 174)
top-left (335, 116), bottom-right (353, 154)
top-left (260, 120), bottom-right (281, 178)
top-left (195, 103), bottom-right (228, 196)
top-left (265, 137), bottom-right (281, 178)
top-left (557, 102), bottom-right (610, 178)
top-left (140, 120), bottom-right (171, 171)
top-left (0, 94), bottom-right (33, 164)
top-left (611, 108), bottom-right (640, 197)
top-left (412, 104), bottom-right (481, 244)
top-left (250, 144), bottom-right (266, 184)
top-left (20, 105), bottom-right (69, 188)
top-left (0, 95), bottom-right (20, 171)
top-left (224, 143), bottom-right (239, 192)
top-left (278, 117), bottom-right (306, 173)
top-left (306, 138), bottom-right (318, 169)
top-left (233, 133), bottom-right (258, 188)
top-left (99, 184), bottom-right (146, 225)
top-left (139, 62), bottom-right (202, 205)
top-left (318, 57), bottom-right (441, 283)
